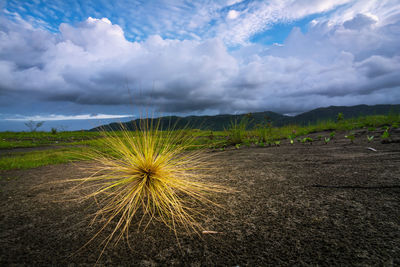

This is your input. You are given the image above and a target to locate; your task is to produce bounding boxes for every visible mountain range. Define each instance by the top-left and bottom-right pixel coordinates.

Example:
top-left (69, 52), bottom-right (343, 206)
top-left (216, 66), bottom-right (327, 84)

top-left (90, 104), bottom-right (400, 131)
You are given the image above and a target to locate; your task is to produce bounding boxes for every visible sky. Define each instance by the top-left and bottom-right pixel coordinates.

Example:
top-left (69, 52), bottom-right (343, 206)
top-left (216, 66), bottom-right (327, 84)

top-left (0, 0), bottom-right (400, 131)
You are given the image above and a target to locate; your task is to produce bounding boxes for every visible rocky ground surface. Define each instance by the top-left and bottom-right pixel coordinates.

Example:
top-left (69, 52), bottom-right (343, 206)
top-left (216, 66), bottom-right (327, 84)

top-left (1, 128), bottom-right (399, 265)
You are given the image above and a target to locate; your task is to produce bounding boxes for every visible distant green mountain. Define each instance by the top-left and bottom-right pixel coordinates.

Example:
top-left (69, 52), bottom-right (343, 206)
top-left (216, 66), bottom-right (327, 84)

top-left (90, 104), bottom-right (400, 131)
top-left (289, 104), bottom-right (400, 125)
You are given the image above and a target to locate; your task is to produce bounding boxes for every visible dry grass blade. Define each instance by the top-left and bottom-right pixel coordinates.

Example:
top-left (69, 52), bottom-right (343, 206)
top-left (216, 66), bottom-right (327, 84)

top-left (66, 118), bottom-right (230, 258)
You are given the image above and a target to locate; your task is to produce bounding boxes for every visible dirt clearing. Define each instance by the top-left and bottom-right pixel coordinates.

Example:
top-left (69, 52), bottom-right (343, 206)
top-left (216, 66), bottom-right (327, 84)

top-left (1, 131), bottom-right (399, 265)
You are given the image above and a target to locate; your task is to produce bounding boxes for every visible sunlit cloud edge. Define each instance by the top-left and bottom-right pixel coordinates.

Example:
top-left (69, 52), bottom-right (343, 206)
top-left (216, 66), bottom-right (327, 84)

top-left (4, 114), bottom-right (134, 121)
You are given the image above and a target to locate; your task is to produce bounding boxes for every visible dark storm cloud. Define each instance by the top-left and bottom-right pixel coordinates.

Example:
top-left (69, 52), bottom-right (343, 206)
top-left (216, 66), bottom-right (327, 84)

top-left (0, 7), bottom-right (400, 117)
top-left (0, 17), bottom-right (54, 70)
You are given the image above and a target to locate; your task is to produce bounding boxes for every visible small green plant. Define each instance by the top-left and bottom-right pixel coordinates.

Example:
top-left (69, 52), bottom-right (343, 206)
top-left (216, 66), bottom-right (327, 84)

top-left (288, 135), bottom-right (294, 145)
top-left (324, 137), bottom-right (330, 144)
top-left (51, 127), bottom-right (57, 135)
top-left (368, 127), bottom-right (376, 131)
top-left (317, 135), bottom-right (322, 140)
top-left (274, 140), bottom-right (281, 146)
top-left (226, 117), bottom-right (249, 145)
top-left (381, 130), bottom-right (390, 140)
top-left (301, 137), bottom-right (313, 144)
top-left (243, 139), bottom-right (251, 147)
top-left (345, 132), bottom-right (355, 143)
top-left (337, 112), bottom-right (344, 122)
top-left (255, 123), bottom-right (271, 144)
top-left (235, 143), bottom-right (241, 149)
top-left (367, 135), bottom-right (374, 142)
top-left (330, 131), bottom-right (336, 138)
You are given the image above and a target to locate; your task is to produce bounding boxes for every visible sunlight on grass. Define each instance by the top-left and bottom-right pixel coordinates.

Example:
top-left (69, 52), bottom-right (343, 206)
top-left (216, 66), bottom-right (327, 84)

top-left (1, 113), bottom-right (399, 170)
top-left (0, 147), bottom-right (88, 170)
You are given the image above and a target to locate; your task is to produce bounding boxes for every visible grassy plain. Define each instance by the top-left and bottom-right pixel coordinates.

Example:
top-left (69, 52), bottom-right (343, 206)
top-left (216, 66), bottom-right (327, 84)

top-left (0, 114), bottom-right (399, 170)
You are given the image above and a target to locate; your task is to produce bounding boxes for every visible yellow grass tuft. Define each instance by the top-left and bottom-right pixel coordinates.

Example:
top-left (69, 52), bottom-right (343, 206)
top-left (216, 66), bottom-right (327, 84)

top-left (68, 119), bottom-right (228, 253)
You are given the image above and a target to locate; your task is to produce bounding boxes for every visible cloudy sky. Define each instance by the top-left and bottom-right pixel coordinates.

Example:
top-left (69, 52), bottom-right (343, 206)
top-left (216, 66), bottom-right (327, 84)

top-left (1, 0), bottom-right (399, 131)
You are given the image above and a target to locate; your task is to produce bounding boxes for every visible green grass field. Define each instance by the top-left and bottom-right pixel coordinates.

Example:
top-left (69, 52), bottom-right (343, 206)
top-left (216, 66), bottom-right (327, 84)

top-left (1, 114), bottom-right (399, 170)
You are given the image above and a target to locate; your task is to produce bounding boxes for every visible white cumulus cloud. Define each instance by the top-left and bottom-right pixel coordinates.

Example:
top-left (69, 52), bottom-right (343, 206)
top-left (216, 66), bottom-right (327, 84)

top-left (0, 0), bottom-right (399, 118)
top-left (5, 113), bottom-right (133, 121)
top-left (227, 10), bottom-right (240, 20)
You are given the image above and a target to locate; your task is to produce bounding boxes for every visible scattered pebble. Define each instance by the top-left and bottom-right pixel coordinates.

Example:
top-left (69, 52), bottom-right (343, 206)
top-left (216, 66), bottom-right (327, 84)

top-left (202, 230), bottom-right (221, 234)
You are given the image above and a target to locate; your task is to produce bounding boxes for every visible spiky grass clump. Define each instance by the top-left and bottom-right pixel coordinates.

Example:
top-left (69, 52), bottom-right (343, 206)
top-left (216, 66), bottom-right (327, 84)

top-left (226, 117), bottom-right (249, 145)
top-left (70, 119), bottom-right (226, 251)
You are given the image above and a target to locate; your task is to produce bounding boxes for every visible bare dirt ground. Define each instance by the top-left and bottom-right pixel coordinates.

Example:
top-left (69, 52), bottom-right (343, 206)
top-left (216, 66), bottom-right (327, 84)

top-left (1, 129), bottom-right (400, 266)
